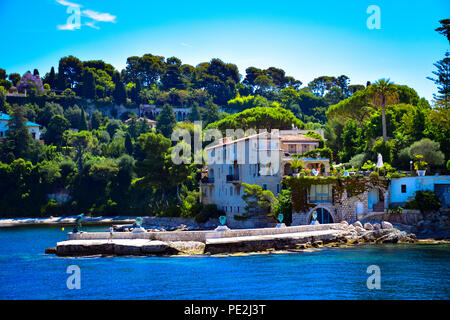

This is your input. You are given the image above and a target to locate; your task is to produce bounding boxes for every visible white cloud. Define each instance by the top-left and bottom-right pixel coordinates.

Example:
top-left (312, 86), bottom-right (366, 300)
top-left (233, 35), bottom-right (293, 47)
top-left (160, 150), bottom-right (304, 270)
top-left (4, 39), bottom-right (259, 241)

top-left (85, 22), bottom-right (100, 30)
top-left (180, 42), bottom-right (192, 48)
top-left (57, 23), bottom-right (80, 31)
top-left (82, 10), bottom-right (116, 23)
top-left (56, 0), bottom-right (82, 7)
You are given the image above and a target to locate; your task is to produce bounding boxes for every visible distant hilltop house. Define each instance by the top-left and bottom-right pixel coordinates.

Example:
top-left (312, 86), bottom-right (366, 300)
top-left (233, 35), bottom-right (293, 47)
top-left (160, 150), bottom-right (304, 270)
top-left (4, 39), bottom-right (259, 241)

top-left (139, 104), bottom-right (191, 122)
top-left (124, 117), bottom-right (157, 129)
top-left (200, 129), bottom-right (330, 224)
top-left (0, 112), bottom-right (42, 141)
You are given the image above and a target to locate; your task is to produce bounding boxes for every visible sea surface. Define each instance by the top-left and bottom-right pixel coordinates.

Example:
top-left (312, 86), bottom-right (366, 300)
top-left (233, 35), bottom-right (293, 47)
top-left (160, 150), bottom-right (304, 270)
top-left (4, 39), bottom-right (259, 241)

top-left (0, 226), bottom-right (449, 300)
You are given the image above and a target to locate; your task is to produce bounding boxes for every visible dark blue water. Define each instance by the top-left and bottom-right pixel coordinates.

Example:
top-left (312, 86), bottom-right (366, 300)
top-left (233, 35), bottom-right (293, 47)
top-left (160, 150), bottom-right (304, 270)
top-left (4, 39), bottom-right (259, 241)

top-left (0, 226), bottom-right (449, 300)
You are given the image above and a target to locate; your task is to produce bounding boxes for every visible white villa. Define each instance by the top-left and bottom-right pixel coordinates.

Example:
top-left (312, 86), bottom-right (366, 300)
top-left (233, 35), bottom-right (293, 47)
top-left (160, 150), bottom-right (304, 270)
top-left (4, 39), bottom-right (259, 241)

top-left (0, 112), bottom-right (41, 140)
top-left (139, 104), bottom-right (191, 122)
top-left (200, 129), bottom-right (330, 221)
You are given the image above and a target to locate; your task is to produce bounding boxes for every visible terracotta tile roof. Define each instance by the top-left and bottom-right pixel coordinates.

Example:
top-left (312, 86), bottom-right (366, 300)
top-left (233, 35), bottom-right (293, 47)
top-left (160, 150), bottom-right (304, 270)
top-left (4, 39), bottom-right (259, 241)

top-left (280, 134), bottom-right (319, 142)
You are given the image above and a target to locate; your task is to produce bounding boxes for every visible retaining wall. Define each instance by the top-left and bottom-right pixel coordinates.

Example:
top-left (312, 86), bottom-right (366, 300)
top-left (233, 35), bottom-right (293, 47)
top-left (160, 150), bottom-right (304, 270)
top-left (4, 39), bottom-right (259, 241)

top-left (68, 223), bottom-right (343, 243)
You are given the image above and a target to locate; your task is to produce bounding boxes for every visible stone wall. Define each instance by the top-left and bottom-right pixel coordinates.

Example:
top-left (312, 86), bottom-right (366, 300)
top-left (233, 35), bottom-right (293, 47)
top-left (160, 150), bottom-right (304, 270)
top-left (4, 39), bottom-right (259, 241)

top-left (142, 216), bottom-right (218, 230)
top-left (292, 186), bottom-right (389, 225)
top-left (68, 223), bottom-right (343, 243)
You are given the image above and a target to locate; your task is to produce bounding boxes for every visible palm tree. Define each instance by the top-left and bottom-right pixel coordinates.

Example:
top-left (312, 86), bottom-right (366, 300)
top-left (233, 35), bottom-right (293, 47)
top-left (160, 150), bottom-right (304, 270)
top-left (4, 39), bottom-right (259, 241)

top-left (369, 79), bottom-right (398, 142)
top-left (290, 155), bottom-right (305, 175)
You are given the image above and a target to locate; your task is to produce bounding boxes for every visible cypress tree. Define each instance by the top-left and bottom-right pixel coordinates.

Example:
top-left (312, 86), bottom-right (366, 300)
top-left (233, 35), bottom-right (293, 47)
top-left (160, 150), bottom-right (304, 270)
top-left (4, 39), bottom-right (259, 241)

top-left (188, 102), bottom-right (202, 122)
top-left (113, 72), bottom-right (127, 105)
top-left (125, 133), bottom-right (133, 155)
top-left (2, 105), bottom-right (34, 161)
top-left (156, 104), bottom-right (177, 137)
top-left (79, 108), bottom-right (88, 131)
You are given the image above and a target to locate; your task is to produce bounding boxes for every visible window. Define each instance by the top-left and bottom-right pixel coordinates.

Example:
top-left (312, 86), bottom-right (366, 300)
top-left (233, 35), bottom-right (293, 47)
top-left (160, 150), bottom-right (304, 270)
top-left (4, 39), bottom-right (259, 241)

top-left (230, 187), bottom-right (233, 196)
top-left (263, 184), bottom-right (267, 191)
top-left (401, 184), bottom-right (407, 193)
top-left (310, 184), bottom-right (332, 203)
top-left (230, 206), bottom-right (233, 213)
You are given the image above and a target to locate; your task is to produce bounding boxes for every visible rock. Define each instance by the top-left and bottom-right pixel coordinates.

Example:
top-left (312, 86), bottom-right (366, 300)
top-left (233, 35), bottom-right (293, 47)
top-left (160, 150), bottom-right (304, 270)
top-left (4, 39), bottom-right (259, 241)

top-left (45, 247), bottom-right (57, 254)
top-left (364, 223), bottom-right (373, 230)
top-left (312, 240), bottom-right (323, 248)
top-left (355, 226), bottom-right (366, 234)
top-left (340, 221), bottom-right (349, 227)
top-left (168, 241), bottom-right (205, 255)
top-left (348, 225), bottom-right (356, 231)
top-left (141, 241), bottom-right (169, 254)
top-left (381, 221), bottom-right (394, 230)
top-left (353, 221), bottom-right (363, 228)
top-left (362, 230), bottom-right (377, 242)
top-left (373, 223), bottom-right (381, 230)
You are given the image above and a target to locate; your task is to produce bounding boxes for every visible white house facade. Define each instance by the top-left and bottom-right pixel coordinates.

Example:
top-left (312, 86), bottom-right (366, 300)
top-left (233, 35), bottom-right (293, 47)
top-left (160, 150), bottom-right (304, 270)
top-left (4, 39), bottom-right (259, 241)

top-left (200, 129), bottom-right (329, 223)
top-left (0, 112), bottom-right (41, 140)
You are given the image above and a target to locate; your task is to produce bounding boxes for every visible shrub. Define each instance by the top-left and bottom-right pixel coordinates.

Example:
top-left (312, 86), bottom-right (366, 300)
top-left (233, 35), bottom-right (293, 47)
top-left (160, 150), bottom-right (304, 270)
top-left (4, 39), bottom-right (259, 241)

top-left (405, 191), bottom-right (441, 213)
top-left (349, 153), bottom-right (366, 169)
top-left (413, 154), bottom-right (428, 170)
top-left (195, 204), bottom-right (223, 223)
top-left (372, 137), bottom-right (394, 163)
top-left (447, 159), bottom-right (450, 171)
top-left (304, 131), bottom-right (325, 148)
top-left (386, 172), bottom-right (406, 178)
top-left (409, 138), bottom-right (445, 168)
top-left (369, 171), bottom-right (379, 177)
top-left (161, 205), bottom-right (181, 217)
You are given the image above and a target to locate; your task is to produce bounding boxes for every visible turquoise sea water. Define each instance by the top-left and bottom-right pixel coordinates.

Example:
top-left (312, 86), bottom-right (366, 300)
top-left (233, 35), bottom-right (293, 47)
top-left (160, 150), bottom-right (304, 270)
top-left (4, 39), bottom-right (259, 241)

top-left (0, 226), bottom-right (449, 300)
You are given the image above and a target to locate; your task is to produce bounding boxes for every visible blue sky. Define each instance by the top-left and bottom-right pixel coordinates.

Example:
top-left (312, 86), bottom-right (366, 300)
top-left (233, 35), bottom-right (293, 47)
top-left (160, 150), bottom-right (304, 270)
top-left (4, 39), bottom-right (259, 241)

top-left (0, 0), bottom-right (448, 101)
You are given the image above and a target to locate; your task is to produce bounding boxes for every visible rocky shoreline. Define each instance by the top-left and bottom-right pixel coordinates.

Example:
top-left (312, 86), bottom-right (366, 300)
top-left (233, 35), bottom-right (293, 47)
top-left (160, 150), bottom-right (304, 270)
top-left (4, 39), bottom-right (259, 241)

top-left (0, 216), bottom-right (137, 228)
top-left (44, 220), bottom-right (449, 257)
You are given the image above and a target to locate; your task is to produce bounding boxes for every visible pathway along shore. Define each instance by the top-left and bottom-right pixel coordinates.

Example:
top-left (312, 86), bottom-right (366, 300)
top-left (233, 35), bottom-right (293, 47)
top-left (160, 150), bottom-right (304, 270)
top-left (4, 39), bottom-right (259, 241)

top-left (45, 221), bottom-right (433, 257)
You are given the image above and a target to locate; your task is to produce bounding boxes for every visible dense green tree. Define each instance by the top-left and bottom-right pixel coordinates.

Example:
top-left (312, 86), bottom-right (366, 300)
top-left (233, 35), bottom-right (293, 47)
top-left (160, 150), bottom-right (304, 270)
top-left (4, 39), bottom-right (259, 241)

top-left (436, 19), bottom-right (450, 43)
top-left (188, 102), bottom-right (202, 122)
top-left (125, 133), bottom-right (133, 155)
top-left (112, 72), bottom-right (127, 104)
top-left (8, 73), bottom-right (21, 86)
top-left (81, 68), bottom-right (96, 99)
top-left (1, 105), bottom-right (41, 163)
top-left (409, 138), bottom-right (445, 168)
top-left (428, 52), bottom-right (450, 107)
top-left (106, 119), bottom-right (122, 138)
top-left (37, 102), bottom-right (63, 128)
top-left (156, 104), bottom-right (177, 137)
top-left (134, 132), bottom-right (192, 204)
top-left (206, 106), bottom-right (304, 132)
top-left (202, 101), bottom-right (220, 127)
top-left (0, 86), bottom-right (6, 113)
top-left (57, 56), bottom-right (83, 90)
top-left (45, 115), bottom-right (70, 146)
top-left (90, 110), bottom-right (103, 130)
top-left (241, 183), bottom-right (275, 216)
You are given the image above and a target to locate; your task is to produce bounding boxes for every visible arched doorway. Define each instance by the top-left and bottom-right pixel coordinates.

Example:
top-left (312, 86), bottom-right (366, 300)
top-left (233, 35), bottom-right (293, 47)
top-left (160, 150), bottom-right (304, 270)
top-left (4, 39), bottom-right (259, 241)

top-left (309, 207), bottom-right (334, 224)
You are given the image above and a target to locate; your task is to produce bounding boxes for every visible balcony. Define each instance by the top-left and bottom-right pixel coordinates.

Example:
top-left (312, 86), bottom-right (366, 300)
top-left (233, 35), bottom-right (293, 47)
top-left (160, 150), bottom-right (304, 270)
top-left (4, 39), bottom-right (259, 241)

top-left (226, 174), bottom-right (240, 183)
top-left (201, 177), bottom-right (214, 184)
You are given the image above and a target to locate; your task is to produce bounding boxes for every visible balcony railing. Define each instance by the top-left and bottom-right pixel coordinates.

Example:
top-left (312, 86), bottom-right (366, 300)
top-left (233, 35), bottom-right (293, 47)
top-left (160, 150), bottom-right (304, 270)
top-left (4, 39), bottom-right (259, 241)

top-left (308, 194), bottom-right (333, 203)
top-left (226, 174), bottom-right (240, 182)
top-left (201, 177), bottom-right (214, 184)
